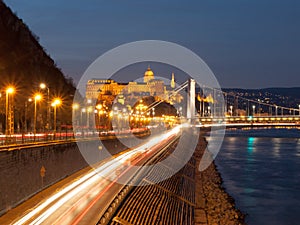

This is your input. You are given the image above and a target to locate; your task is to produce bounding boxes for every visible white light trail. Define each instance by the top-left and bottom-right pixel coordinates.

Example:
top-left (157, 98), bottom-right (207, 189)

top-left (13, 126), bottom-right (181, 225)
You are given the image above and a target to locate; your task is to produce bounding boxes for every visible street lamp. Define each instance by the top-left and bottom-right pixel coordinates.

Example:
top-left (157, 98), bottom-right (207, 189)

top-left (87, 107), bottom-right (92, 128)
top-left (52, 98), bottom-right (62, 138)
top-left (81, 108), bottom-right (86, 126)
top-left (230, 105), bottom-right (233, 117)
top-left (40, 83), bottom-right (50, 130)
top-left (252, 105), bottom-right (256, 116)
top-left (207, 106), bottom-right (211, 117)
top-left (72, 103), bottom-right (79, 126)
top-left (24, 98), bottom-right (33, 133)
top-left (5, 86), bottom-right (15, 137)
top-left (34, 93), bottom-right (42, 140)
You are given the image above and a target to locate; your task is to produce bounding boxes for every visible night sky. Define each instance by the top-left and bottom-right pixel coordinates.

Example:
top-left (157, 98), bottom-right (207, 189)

top-left (4, 0), bottom-right (300, 89)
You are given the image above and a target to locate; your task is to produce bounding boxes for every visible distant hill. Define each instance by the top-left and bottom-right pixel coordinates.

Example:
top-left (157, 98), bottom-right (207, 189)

top-left (224, 87), bottom-right (300, 99)
top-left (0, 1), bottom-right (77, 130)
top-left (262, 87), bottom-right (300, 100)
top-left (223, 87), bottom-right (300, 108)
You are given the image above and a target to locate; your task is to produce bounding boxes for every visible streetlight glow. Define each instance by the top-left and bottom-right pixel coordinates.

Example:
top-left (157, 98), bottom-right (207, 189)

top-left (40, 83), bottom-right (46, 89)
top-left (39, 83), bottom-right (50, 131)
top-left (5, 86), bottom-right (15, 138)
top-left (6, 87), bottom-right (15, 94)
top-left (52, 98), bottom-right (62, 138)
top-left (35, 94), bottom-right (42, 101)
top-left (33, 93), bottom-right (43, 140)
top-left (52, 98), bottom-right (61, 106)
top-left (72, 103), bottom-right (79, 110)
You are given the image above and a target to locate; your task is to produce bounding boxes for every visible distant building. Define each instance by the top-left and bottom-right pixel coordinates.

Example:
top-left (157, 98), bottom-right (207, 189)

top-left (85, 66), bottom-right (175, 101)
top-left (86, 79), bottom-right (126, 99)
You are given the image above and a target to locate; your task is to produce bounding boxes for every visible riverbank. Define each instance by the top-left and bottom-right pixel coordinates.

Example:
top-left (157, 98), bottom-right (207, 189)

top-left (195, 136), bottom-right (245, 225)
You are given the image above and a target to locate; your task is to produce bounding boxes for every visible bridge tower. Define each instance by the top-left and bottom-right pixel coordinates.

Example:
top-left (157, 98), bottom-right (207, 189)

top-left (187, 79), bottom-right (195, 122)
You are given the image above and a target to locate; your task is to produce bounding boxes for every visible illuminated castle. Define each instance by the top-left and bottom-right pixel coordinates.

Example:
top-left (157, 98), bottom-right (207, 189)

top-left (86, 66), bottom-right (175, 100)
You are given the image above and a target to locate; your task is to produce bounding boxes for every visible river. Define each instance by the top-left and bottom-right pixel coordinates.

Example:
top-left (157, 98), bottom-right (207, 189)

top-left (211, 128), bottom-right (300, 225)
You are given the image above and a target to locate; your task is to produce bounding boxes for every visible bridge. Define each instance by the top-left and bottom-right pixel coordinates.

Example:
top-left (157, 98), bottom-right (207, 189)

top-left (147, 79), bottom-right (300, 128)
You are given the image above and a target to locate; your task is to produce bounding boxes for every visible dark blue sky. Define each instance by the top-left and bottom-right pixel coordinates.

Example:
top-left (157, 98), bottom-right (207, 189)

top-left (5, 0), bottom-right (300, 88)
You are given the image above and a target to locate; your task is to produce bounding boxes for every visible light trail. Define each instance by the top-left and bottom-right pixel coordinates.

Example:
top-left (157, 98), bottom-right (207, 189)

top-left (196, 122), bottom-right (298, 128)
top-left (12, 125), bottom-right (182, 225)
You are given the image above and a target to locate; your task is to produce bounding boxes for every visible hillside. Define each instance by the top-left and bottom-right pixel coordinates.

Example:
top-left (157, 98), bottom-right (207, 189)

top-left (223, 87), bottom-right (300, 108)
top-left (0, 1), bottom-right (76, 130)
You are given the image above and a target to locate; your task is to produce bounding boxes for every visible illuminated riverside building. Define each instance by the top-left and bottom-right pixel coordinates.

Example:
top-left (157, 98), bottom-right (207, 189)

top-left (85, 66), bottom-right (177, 101)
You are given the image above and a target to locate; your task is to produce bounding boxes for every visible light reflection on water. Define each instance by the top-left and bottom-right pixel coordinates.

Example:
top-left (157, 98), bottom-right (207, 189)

top-left (211, 128), bottom-right (300, 225)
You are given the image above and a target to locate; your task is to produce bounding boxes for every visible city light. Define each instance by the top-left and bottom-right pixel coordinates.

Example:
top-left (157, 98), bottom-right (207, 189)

top-left (72, 103), bottom-right (79, 110)
top-left (40, 83), bottom-right (46, 89)
top-left (34, 93), bottom-right (42, 101)
top-left (52, 98), bottom-right (62, 106)
top-left (39, 83), bottom-right (50, 130)
top-left (5, 86), bottom-right (15, 137)
top-left (33, 93), bottom-right (43, 140)
top-left (52, 98), bottom-right (62, 137)
top-left (72, 103), bottom-right (80, 127)
top-left (6, 86), bottom-right (15, 94)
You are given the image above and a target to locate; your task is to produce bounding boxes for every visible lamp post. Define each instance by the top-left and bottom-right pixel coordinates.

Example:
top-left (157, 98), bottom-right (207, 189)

top-left (24, 98), bottom-right (33, 133)
top-left (52, 98), bottom-right (61, 139)
top-left (252, 105), bottom-right (256, 116)
top-left (87, 107), bottom-right (92, 129)
top-left (40, 83), bottom-right (50, 130)
top-left (299, 105), bottom-right (300, 116)
top-left (81, 108), bottom-right (86, 127)
top-left (72, 103), bottom-right (79, 126)
top-left (96, 104), bottom-right (103, 130)
top-left (5, 87), bottom-right (15, 138)
top-left (34, 94), bottom-right (42, 141)
top-left (230, 105), bottom-right (233, 117)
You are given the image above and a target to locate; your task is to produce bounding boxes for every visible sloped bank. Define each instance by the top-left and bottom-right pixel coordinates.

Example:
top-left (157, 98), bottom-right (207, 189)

top-left (195, 136), bottom-right (245, 225)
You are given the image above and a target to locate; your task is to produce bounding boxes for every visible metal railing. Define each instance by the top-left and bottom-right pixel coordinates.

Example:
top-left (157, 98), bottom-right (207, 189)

top-left (0, 128), bottom-right (151, 147)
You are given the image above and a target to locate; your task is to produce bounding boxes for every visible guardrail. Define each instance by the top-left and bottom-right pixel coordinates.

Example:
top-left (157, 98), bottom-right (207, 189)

top-left (199, 116), bottom-right (300, 124)
top-left (0, 128), bottom-right (150, 146)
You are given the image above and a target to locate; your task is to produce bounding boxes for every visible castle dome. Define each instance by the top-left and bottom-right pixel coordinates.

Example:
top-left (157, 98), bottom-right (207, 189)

top-left (144, 66), bottom-right (154, 77)
top-left (144, 66), bottom-right (154, 83)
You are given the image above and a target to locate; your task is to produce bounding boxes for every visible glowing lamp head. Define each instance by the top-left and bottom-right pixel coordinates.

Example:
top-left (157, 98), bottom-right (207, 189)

top-left (6, 87), bottom-right (14, 94)
top-left (72, 103), bottom-right (79, 109)
top-left (34, 94), bottom-right (42, 101)
top-left (40, 83), bottom-right (46, 89)
top-left (52, 98), bottom-right (62, 107)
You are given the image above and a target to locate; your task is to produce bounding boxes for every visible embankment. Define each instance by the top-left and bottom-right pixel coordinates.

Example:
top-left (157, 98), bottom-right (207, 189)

top-left (195, 136), bottom-right (245, 225)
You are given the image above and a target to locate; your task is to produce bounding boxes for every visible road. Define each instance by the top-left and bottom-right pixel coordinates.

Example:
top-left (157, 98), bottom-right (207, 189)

top-left (10, 126), bottom-right (181, 225)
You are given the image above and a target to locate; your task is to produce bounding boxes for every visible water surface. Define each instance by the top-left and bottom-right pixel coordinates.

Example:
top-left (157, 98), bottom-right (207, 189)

top-left (212, 128), bottom-right (300, 225)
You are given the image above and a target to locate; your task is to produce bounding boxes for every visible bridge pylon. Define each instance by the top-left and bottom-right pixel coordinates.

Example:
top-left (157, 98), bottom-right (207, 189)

top-left (187, 79), bottom-right (195, 123)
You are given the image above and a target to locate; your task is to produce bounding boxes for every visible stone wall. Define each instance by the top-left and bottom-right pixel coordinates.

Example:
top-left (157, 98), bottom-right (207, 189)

top-left (0, 141), bottom-right (88, 215)
top-left (0, 133), bottom-right (149, 216)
